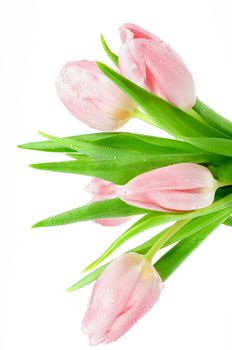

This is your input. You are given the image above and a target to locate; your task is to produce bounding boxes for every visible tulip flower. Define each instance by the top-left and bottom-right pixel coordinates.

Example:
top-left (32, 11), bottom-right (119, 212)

top-left (118, 163), bottom-right (217, 211)
top-left (86, 178), bottom-right (131, 226)
top-left (82, 252), bottom-right (162, 345)
top-left (118, 23), bottom-right (196, 111)
top-left (56, 60), bottom-right (135, 131)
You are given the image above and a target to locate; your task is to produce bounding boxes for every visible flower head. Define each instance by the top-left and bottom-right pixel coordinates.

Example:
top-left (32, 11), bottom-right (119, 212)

top-left (82, 253), bottom-right (162, 345)
top-left (119, 163), bottom-right (217, 211)
top-left (86, 178), bottom-right (131, 226)
top-left (56, 60), bottom-right (135, 130)
top-left (119, 23), bottom-right (196, 110)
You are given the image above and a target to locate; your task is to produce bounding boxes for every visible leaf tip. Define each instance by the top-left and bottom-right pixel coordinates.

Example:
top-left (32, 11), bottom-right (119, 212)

top-left (17, 143), bottom-right (34, 150)
top-left (96, 61), bottom-right (105, 70)
top-left (100, 33), bottom-right (104, 41)
top-left (29, 163), bottom-right (39, 169)
top-left (100, 34), bottom-right (107, 49)
top-left (81, 261), bottom-right (96, 274)
top-left (81, 267), bottom-right (89, 274)
top-left (37, 130), bottom-right (48, 138)
top-left (31, 222), bottom-right (41, 228)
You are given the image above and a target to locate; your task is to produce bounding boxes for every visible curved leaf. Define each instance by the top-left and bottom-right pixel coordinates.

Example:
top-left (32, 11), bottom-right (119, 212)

top-left (224, 216), bottom-right (232, 226)
top-left (83, 193), bottom-right (232, 272)
top-left (32, 198), bottom-right (148, 228)
top-left (30, 150), bottom-right (216, 185)
top-left (18, 133), bottom-right (117, 152)
top-left (155, 208), bottom-right (232, 280)
top-left (184, 137), bottom-right (232, 157)
top-left (67, 207), bottom-right (232, 291)
top-left (193, 99), bottom-right (232, 138)
top-left (19, 131), bottom-right (215, 155)
top-left (100, 34), bottom-right (118, 66)
top-left (96, 62), bottom-right (228, 139)
top-left (210, 164), bottom-right (232, 184)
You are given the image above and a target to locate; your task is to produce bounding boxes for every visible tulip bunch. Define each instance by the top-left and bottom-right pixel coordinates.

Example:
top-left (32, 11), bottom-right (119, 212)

top-left (19, 23), bottom-right (232, 345)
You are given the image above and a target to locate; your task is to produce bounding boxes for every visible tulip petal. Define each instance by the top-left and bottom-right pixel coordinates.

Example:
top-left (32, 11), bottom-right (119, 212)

top-left (152, 189), bottom-right (215, 211)
top-left (87, 178), bottom-right (131, 226)
top-left (119, 40), bottom-right (148, 90)
top-left (118, 193), bottom-right (172, 212)
top-left (87, 178), bottom-right (118, 201)
top-left (104, 278), bottom-right (161, 343)
top-left (82, 254), bottom-right (146, 342)
top-left (123, 164), bottom-right (216, 192)
top-left (119, 23), bottom-right (159, 42)
top-left (119, 164), bottom-right (216, 211)
top-left (118, 23), bottom-right (196, 110)
top-left (143, 40), bottom-right (196, 110)
top-left (56, 60), bottom-right (134, 131)
top-left (103, 261), bottom-right (162, 343)
top-left (94, 217), bottom-right (131, 226)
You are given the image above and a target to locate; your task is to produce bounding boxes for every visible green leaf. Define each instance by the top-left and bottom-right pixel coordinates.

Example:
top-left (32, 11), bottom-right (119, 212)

top-left (193, 99), bottom-right (232, 138)
top-left (29, 132), bottom-right (224, 185)
top-left (184, 137), bottom-right (232, 157)
top-left (215, 186), bottom-right (232, 200)
top-left (18, 132), bottom-right (117, 153)
top-left (20, 131), bottom-right (228, 171)
top-left (129, 208), bottom-right (232, 252)
top-left (96, 62), bottom-right (228, 139)
top-left (66, 234), bottom-right (155, 292)
top-left (83, 192), bottom-right (232, 272)
top-left (65, 154), bottom-right (90, 160)
top-left (32, 198), bottom-right (149, 228)
top-left (30, 158), bottom-right (164, 185)
top-left (224, 216), bottom-right (232, 226)
top-left (37, 131), bottom-right (145, 160)
top-left (19, 131), bottom-right (214, 156)
top-left (66, 207), bottom-right (232, 291)
top-left (66, 264), bottom-right (107, 291)
top-left (155, 208), bottom-right (232, 281)
top-left (30, 150), bottom-right (217, 185)
top-left (210, 164), bottom-right (232, 184)
top-left (100, 34), bottom-right (118, 66)
top-left (163, 208), bottom-right (232, 246)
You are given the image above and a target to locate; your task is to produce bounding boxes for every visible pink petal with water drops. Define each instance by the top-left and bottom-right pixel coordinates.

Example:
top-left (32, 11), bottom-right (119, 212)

top-left (104, 261), bottom-right (162, 343)
top-left (56, 60), bottom-right (135, 131)
top-left (82, 253), bottom-right (163, 345)
top-left (119, 23), bottom-right (196, 110)
top-left (82, 253), bottom-right (153, 345)
top-left (86, 178), bottom-right (132, 226)
top-left (119, 163), bottom-right (216, 211)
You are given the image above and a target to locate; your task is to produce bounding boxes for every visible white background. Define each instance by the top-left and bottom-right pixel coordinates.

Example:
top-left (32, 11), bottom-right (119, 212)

top-left (1, 0), bottom-right (232, 349)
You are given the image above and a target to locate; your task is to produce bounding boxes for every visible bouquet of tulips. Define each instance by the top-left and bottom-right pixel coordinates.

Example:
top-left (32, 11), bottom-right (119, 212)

top-left (19, 23), bottom-right (232, 345)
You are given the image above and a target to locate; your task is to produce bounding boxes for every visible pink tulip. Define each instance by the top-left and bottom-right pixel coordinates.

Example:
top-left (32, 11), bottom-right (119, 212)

top-left (118, 23), bottom-right (196, 111)
top-left (86, 178), bottom-right (131, 226)
top-left (118, 163), bottom-right (217, 211)
top-left (82, 253), bottom-right (162, 345)
top-left (56, 60), bottom-right (135, 130)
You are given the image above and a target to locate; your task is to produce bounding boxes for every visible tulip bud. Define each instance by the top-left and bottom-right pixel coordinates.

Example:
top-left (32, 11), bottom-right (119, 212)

top-left (119, 23), bottom-right (196, 111)
top-left (118, 163), bottom-right (217, 211)
top-left (56, 60), bottom-right (135, 130)
top-left (86, 178), bottom-right (131, 226)
top-left (82, 252), bottom-right (162, 345)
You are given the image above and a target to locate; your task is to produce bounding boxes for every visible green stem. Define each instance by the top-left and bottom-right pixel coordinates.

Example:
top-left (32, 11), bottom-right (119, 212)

top-left (133, 109), bottom-right (158, 127)
top-left (187, 108), bottom-right (205, 123)
top-left (217, 181), bottom-right (232, 188)
top-left (193, 99), bottom-right (232, 138)
top-left (145, 220), bottom-right (188, 262)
